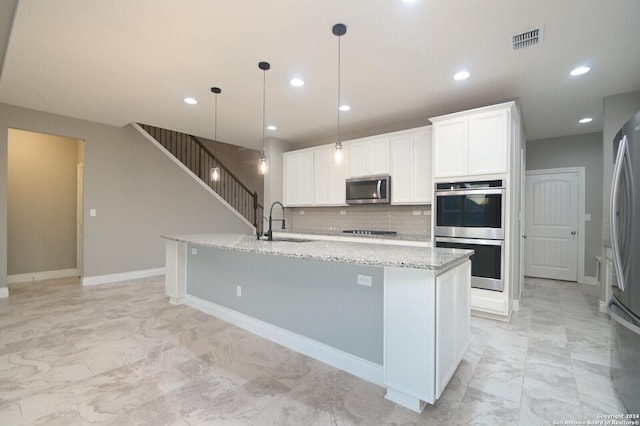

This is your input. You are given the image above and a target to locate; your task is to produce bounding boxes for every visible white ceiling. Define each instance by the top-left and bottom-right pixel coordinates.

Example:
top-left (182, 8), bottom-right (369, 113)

top-left (1, 0), bottom-right (639, 150)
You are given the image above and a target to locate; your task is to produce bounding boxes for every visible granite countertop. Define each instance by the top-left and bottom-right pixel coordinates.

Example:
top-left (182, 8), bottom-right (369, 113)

top-left (163, 233), bottom-right (472, 271)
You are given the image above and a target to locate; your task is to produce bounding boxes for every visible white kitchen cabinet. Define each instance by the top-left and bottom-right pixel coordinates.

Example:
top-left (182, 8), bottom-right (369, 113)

top-left (432, 118), bottom-right (468, 179)
top-left (283, 150), bottom-right (314, 206)
top-left (431, 103), bottom-right (511, 179)
top-left (468, 110), bottom-right (508, 176)
top-left (347, 137), bottom-right (389, 177)
top-left (314, 146), bottom-right (346, 205)
top-left (435, 260), bottom-right (471, 398)
top-left (390, 127), bottom-right (432, 204)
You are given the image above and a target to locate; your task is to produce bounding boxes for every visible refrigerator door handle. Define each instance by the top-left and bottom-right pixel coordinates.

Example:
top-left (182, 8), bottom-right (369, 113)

top-left (608, 298), bottom-right (640, 335)
top-left (610, 135), bottom-right (628, 291)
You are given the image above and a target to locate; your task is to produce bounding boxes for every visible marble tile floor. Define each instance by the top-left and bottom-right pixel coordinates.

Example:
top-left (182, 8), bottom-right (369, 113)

top-left (0, 275), bottom-right (627, 425)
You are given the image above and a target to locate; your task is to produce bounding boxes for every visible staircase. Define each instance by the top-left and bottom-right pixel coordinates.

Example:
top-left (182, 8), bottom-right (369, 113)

top-left (139, 124), bottom-right (263, 234)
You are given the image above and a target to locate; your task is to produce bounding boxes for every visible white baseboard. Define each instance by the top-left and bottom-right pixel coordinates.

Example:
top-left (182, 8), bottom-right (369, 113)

top-left (0, 287), bottom-right (8, 299)
top-left (82, 267), bottom-right (165, 286)
top-left (600, 299), bottom-right (608, 314)
top-left (580, 276), bottom-right (598, 286)
top-left (186, 294), bottom-right (385, 387)
top-left (8, 268), bottom-right (78, 284)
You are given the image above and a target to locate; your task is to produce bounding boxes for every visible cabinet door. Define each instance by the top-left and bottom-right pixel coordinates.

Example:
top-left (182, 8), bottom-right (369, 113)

top-left (433, 119), bottom-right (468, 178)
top-left (412, 129), bottom-right (432, 203)
top-left (435, 267), bottom-right (458, 399)
top-left (367, 137), bottom-right (390, 175)
top-left (390, 134), bottom-right (413, 204)
top-left (283, 151), bottom-right (314, 206)
top-left (314, 147), bottom-right (346, 205)
top-left (468, 110), bottom-right (508, 176)
top-left (348, 141), bottom-right (369, 177)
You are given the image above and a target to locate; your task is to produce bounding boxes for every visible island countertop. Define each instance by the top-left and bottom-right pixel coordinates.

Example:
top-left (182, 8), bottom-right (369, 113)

top-left (162, 233), bottom-right (472, 271)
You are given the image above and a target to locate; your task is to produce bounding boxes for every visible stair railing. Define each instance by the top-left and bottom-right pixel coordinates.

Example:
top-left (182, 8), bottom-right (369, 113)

top-left (139, 124), bottom-right (263, 233)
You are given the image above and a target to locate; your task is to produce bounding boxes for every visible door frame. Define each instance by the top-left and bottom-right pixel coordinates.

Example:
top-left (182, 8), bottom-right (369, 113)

top-left (525, 167), bottom-right (587, 284)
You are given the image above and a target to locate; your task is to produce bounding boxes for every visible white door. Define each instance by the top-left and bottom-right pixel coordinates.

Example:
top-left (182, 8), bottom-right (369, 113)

top-left (524, 172), bottom-right (579, 281)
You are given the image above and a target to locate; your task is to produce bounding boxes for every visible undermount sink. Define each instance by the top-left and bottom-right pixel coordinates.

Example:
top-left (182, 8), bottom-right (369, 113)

top-left (267, 237), bottom-right (312, 243)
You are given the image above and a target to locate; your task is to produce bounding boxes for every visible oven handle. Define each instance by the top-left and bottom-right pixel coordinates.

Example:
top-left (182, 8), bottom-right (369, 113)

top-left (435, 237), bottom-right (504, 246)
top-left (435, 188), bottom-right (505, 197)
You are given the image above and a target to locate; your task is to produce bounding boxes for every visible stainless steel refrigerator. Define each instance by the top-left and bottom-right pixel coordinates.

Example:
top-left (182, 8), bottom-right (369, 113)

top-left (609, 109), bottom-right (640, 414)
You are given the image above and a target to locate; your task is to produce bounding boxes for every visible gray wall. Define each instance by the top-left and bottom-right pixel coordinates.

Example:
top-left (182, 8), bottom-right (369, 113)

top-left (526, 132), bottom-right (603, 277)
top-left (187, 245), bottom-right (384, 364)
top-left (0, 103), bottom-right (253, 289)
top-left (8, 129), bottom-right (79, 274)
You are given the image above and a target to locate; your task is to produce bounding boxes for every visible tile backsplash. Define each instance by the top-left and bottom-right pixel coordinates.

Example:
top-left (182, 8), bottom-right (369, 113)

top-left (285, 204), bottom-right (431, 239)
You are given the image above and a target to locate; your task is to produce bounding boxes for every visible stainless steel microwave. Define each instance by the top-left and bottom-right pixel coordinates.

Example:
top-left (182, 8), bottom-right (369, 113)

top-left (346, 175), bottom-right (391, 205)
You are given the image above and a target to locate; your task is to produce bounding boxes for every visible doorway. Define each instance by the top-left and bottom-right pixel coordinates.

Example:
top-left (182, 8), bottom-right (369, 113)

top-left (7, 129), bottom-right (84, 282)
top-left (524, 168), bottom-right (585, 282)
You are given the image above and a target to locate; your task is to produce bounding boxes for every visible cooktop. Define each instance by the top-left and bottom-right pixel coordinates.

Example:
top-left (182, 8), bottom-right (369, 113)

top-left (342, 230), bottom-right (398, 236)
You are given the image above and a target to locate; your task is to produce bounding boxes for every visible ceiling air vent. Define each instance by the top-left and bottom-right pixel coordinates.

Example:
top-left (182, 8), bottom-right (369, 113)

top-left (512, 27), bottom-right (544, 50)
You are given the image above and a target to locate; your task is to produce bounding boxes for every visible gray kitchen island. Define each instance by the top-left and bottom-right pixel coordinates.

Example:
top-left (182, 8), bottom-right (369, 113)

top-left (163, 233), bottom-right (472, 413)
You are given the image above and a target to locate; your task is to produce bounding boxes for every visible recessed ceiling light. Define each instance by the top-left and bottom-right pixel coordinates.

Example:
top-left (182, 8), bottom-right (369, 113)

top-left (570, 66), bottom-right (590, 76)
top-left (183, 97), bottom-right (197, 105)
top-left (453, 71), bottom-right (470, 81)
top-left (578, 117), bottom-right (593, 124)
top-left (289, 78), bottom-right (304, 87)
top-left (267, 125), bottom-right (277, 130)
top-left (401, 0), bottom-right (417, 3)
top-left (339, 105), bottom-right (351, 111)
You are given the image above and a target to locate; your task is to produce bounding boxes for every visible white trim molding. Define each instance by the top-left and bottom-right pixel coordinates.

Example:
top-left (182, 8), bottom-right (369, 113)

top-left (186, 294), bottom-right (385, 387)
top-left (0, 287), bottom-right (8, 299)
top-left (8, 268), bottom-right (78, 284)
top-left (82, 267), bottom-right (165, 286)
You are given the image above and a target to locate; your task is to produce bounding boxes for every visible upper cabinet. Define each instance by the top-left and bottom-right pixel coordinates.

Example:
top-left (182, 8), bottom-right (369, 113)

top-left (431, 103), bottom-right (512, 179)
top-left (283, 125), bottom-right (434, 207)
top-left (347, 137), bottom-right (389, 178)
top-left (390, 126), bottom-right (432, 204)
top-left (313, 146), bottom-right (346, 206)
top-left (283, 150), bottom-right (314, 206)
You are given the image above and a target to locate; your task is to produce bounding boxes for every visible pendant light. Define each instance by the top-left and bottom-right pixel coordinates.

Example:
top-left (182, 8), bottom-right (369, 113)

top-left (333, 23), bottom-right (347, 165)
top-left (258, 61), bottom-right (270, 175)
top-left (210, 87), bottom-right (222, 182)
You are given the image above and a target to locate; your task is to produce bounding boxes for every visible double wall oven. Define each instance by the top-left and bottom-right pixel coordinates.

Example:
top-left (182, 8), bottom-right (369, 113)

top-left (434, 179), bottom-right (505, 292)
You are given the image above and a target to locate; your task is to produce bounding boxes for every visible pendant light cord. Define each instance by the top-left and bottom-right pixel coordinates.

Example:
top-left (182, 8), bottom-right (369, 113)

top-left (337, 33), bottom-right (341, 145)
top-left (214, 92), bottom-right (218, 159)
top-left (262, 67), bottom-right (266, 155)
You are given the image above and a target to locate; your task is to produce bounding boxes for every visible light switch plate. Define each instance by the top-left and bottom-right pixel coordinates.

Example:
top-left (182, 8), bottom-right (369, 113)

top-left (191, 248), bottom-right (198, 255)
top-left (89, 209), bottom-right (96, 217)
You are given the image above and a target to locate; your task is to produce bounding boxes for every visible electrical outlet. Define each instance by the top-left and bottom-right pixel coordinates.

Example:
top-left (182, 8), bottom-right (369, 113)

top-left (357, 274), bottom-right (372, 287)
top-left (413, 210), bottom-right (421, 216)
top-left (299, 209), bottom-right (305, 215)
top-left (89, 208), bottom-right (97, 217)
top-left (191, 248), bottom-right (198, 255)
top-left (340, 210), bottom-right (347, 216)
top-left (236, 285), bottom-right (242, 297)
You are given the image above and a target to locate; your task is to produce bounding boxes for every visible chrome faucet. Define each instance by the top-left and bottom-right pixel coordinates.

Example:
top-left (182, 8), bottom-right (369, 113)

top-left (267, 201), bottom-right (286, 241)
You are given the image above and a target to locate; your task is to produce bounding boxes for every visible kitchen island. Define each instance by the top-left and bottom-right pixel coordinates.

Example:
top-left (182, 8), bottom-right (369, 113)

top-left (163, 233), bottom-right (472, 413)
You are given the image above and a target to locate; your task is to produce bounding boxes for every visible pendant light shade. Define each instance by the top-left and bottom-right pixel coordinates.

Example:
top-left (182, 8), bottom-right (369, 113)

top-left (210, 86), bottom-right (222, 182)
top-left (258, 61), bottom-right (270, 175)
top-left (333, 23), bottom-right (347, 165)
